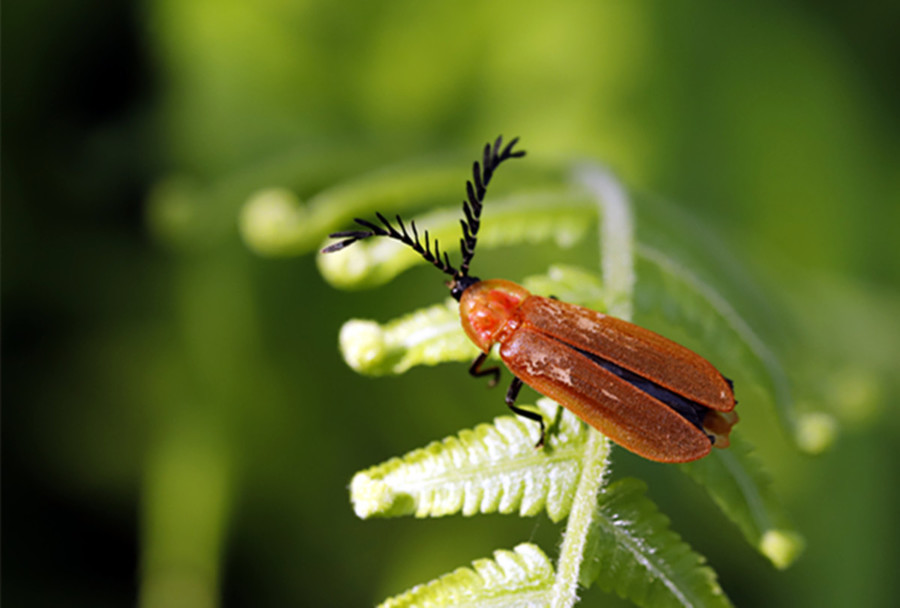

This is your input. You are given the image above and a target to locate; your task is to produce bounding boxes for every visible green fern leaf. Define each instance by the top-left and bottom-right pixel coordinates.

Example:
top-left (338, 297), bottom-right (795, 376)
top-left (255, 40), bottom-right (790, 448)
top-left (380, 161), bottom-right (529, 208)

top-left (241, 160), bottom-right (465, 257)
top-left (679, 435), bottom-right (804, 569)
top-left (379, 543), bottom-right (556, 608)
top-left (339, 298), bottom-right (477, 375)
top-left (580, 478), bottom-right (732, 608)
top-left (350, 399), bottom-right (597, 522)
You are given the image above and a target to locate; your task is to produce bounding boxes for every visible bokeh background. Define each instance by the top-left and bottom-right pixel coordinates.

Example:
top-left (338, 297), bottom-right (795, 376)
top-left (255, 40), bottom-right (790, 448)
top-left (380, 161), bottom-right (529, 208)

top-left (4, 1), bottom-right (899, 606)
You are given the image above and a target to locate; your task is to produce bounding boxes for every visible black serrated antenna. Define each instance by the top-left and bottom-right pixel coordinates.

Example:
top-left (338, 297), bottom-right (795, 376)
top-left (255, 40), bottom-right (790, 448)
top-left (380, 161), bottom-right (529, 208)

top-left (322, 136), bottom-right (526, 296)
top-left (455, 136), bottom-right (525, 281)
top-left (322, 211), bottom-right (458, 278)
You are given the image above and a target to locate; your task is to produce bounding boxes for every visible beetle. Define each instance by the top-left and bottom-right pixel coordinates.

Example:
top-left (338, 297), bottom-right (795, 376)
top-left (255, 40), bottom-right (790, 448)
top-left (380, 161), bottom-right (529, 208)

top-left (323, 136), bottom-right (737, 463)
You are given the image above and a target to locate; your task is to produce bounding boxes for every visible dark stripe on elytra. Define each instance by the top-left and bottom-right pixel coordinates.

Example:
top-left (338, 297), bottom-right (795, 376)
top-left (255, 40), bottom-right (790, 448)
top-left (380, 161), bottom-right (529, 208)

top-left (560, 342), bottom-right (710, 437)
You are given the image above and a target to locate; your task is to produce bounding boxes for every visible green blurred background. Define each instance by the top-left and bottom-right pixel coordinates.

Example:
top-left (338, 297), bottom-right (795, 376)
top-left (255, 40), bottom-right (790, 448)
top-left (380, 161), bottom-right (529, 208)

top-left (3, 1), bottom-right (899, 606)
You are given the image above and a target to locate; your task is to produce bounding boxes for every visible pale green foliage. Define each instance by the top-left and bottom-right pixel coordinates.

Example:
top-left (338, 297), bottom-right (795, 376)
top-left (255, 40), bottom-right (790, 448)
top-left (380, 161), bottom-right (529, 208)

top-left (339, 299), bottom-right (477, 375)
top-left (379, 543), bottom-right (556, 608)
top-left (581, 479), bottom-right (732, 608)
top-left (351, 399), bottom-right (594, 522)
top-left (241, 160), bottom-right (466, 256)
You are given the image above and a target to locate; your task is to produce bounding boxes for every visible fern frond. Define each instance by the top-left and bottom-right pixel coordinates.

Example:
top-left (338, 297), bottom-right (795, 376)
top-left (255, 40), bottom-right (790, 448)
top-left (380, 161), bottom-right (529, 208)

top-left (350, 399), bottom-right (596, 522)
top-left (580, 478), bottom-right (733, 608)
top-left (339, 298), bottom-right (477, 375)
top-left (679, 435), bottom-right (805, 569)
top-left (379, 543), bottom-right (555, 608)
top-left (241, 161), bottom-right (466, 256)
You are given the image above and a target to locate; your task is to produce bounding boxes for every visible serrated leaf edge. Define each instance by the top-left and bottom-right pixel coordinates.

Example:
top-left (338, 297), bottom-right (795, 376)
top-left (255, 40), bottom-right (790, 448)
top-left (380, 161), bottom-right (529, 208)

top-left (378, 543), bottom-right (556, 608)
top-left (351, 400), bottom-right (592, 522)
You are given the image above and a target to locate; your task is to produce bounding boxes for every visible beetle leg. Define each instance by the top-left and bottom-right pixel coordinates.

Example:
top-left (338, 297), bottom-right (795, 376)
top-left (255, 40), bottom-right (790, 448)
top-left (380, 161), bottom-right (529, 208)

top-left (504, 377), bottom-right (546, 448)
top-left (468, 352), bottom-right (500, 387)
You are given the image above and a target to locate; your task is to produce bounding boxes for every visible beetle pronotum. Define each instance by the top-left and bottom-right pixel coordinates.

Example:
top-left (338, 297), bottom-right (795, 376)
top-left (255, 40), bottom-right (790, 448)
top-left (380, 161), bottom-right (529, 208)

top-left (323, 137), bottom-right (737, 463)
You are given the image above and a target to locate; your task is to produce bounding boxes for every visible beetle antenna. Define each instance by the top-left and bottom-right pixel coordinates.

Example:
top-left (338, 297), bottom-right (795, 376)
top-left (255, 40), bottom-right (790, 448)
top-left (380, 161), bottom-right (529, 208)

top-left (322, 212), bottom-right (459, 278)
top-left (322, 136), bottom-right (525, 283)
top-left (456, 135), bottom-right (525, 280)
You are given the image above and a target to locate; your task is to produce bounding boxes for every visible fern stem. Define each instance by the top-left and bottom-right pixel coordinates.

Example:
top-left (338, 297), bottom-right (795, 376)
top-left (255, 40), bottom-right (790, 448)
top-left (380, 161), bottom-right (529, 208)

top-left (550, 165), bottom-right (635, 607)
top-left (550, 431), bottom-right (611, 607)
top-left (577, 163), bottom-right (634, 320)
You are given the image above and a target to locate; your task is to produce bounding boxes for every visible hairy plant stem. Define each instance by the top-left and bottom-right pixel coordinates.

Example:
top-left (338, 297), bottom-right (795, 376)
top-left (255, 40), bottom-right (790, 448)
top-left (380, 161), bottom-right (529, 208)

top-left (551, 430), bottom-right (611, 606)
top-left (551, 165), bottom-right (634, 607)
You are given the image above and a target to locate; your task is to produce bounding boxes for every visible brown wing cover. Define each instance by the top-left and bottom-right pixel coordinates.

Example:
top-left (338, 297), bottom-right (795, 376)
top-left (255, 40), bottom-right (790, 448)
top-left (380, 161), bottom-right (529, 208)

top-left (519, 296), bottom-right (735, 412)
top-left (500, 326), bottom-right (712, 463)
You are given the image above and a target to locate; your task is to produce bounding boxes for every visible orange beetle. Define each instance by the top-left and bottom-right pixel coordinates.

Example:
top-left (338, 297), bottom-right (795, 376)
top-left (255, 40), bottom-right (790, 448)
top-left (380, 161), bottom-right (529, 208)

top-left (324, 137), bottom-right (737, 463)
